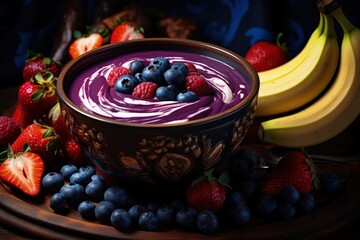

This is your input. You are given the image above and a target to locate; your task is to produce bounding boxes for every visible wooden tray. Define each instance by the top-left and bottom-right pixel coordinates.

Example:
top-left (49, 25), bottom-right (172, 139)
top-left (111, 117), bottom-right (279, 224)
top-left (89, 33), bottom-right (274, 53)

top-left (1, 162), bottom-right (360, 240)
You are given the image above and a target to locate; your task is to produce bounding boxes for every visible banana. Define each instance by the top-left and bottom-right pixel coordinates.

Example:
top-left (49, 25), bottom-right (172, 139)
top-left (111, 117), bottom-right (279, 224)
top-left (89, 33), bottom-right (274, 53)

top-left (258, 12), bottom-right (325, 83)
top-left (255, 13), bottom-right (339, 117)
top-left (259, 6), bottom-right (360, 148)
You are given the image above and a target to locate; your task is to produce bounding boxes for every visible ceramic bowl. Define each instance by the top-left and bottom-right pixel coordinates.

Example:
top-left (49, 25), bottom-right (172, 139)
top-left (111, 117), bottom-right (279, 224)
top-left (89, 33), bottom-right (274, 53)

top-left (57, 38), bottom-right (259, 187)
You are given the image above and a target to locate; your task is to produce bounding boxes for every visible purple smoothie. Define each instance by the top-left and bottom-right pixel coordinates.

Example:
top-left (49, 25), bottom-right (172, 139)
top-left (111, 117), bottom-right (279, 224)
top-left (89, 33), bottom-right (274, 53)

top-left (68, 50), bottom-right (249, 124)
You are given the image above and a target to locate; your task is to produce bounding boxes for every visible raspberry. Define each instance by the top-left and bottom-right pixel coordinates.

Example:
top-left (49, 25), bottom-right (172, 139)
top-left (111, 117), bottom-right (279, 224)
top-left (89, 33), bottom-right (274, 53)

top-left (185, 75), bottom-right (212, 96)
top-left (107, 66), bottom-right (132, 87)
top-left (132, 82), bottom-right (158, 99)
top-left (0, 116), bottom-right (21, 148)
top-left (183, 62), bottom-right (197, 75)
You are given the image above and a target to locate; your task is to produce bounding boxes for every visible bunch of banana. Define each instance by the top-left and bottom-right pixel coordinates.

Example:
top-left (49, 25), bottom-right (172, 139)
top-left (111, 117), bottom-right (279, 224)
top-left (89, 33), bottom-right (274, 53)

top-left (259, 5), bottom-right (360, 148)
top-left (256, 12), bottom-right (339, 116)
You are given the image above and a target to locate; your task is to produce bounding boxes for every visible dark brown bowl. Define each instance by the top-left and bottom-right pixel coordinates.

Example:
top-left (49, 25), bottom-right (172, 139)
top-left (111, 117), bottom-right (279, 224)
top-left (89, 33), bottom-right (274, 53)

top-left (57, 38), bottom-right (259, 187)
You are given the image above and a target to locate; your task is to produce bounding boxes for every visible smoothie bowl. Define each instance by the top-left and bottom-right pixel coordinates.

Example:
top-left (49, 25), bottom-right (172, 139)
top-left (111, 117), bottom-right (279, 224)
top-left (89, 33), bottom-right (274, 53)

top-left (57, 38), bottom-right (259, 187)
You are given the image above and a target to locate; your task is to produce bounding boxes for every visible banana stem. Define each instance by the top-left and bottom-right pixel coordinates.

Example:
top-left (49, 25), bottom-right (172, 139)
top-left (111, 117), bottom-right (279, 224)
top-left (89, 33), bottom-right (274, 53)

top-left (331, 7), bottom-right (356, 33)
top-left (322, 12), bottom-right (336, 37)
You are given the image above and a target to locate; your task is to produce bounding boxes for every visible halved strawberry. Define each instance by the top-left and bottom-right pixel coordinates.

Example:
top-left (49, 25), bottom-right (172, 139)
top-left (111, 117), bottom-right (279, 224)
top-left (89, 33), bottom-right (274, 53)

top-left (69, 33), bottom-right (103, 59)
top-left (110, 23), bottom-right (144, 44)
top-left (0, 146), bottom-right (44, 196)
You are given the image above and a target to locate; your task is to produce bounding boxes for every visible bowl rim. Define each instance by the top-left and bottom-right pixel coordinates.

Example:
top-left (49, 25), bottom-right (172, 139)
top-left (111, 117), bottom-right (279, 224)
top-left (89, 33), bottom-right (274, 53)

top-left (57, 38), bottom-right (259, 128)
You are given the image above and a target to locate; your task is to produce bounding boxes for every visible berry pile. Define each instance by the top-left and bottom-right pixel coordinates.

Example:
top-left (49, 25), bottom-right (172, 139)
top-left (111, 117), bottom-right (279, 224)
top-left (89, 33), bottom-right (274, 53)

top-left (107, 56), bottom-right (213, 102)
top-left (40, 148), bottom-right (342, 235)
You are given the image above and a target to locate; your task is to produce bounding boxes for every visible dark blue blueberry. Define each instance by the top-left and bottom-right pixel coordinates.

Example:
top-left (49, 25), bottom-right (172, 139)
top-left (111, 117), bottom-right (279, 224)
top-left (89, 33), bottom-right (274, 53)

top-left (169, 197), bottom-right (185, 212)
top-left (171, 62), bottom-right (189, 76)
top-left (60, 183), bottom-right (85, 207)
top-left (277, 202), bottom-right (296, 220)
top-left (50, 192), bottom-right (67, 213)
top-left (296, 193), bottom-right (315, 214)
top-left (138, 211), bottom-right (159, 231)
top-left (175, 207), bottom-right (197, 229)
top-left (70, 172), bottom-right (92, 187)
top-left (114, 74), bottom-right (139, 94)
top-left (280, 186), bottom-right (300, 203)
top-left (235, 148), bottom-right (259, 169)
top-left (94, 200), bottom-right (116, 223)
top-left (320, 172), bottom-right (340, 194)
top-left (176, 91), bottom-right (198, 102)
top-left (60, 163), bottom-right (78, 181)
top-left (141, 65), bottom-right (165, 85)
top-left (156, 86), bottom-right (176, 101)
top-left (41, 172), bottom-right (64, 194)
top-left (111, 209), bottom-right (132, 230)
top-left (78, 200), bottom-right (96, 219)
top-left (156, 205), bottom-right (175, 226)
top-left (91, 174), bottom-right (106, 185)
top-left (134, 72), bottom-right (146, 83)
top-left (79, 165), bottom-right (96, 177)
top-left (85, 180), bottom-right (106, 202)
top-left (129, 60), bottom-right (145, 74)
top-left (128, 204), bottom-right (146, 221)
top-left (227, 201), bottom-right (251, 225)
top-left (255, 194), bottom-right (278, 218)
top-left (238, 180), bottom-right (258, 199)
top-left (150, 57), bottom-right (170, 70)
top-left (163, 68), bottom-right (186, 86)
top-left (104, 186), bottom-right (128, 208)
top-left (146, 201), bottom-right (160, 212)
top-left (226, 191), bottom-right (247, 208)
top-left (196, 210), bottom-right (218, 235)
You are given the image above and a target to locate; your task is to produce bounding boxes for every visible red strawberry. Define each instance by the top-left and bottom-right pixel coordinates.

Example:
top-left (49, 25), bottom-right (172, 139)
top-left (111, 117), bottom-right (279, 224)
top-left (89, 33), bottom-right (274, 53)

top-left (107, 66), bottom-right (132, 87)
top-left (183, 62), bottom-right (198, 75)
top-left (186, 169), bottom-right (229, 213)
top-left (185, 75), bottom-right (212, 96)
top-left (63, 138), bottom-right (89, 166)
top-left (0, 116), bottom-right (21, 149)
top-left (244, 34), bottom-right (288, 72)
top-left (0, 147), bottom-right (44, 196)
top-left (12, 102), bottom-right (34, 129)
top-left (11, 123), bottom-right (59, 165)
top-left (69, 33), bottom-right (103, 59)
top-left (22, 53), bottom-right (62, 82)
top-left (260, 151), bottom-right (318, 195)
top-left (132, 82), bottom-right (158, 99)
top-left (110, 23), bottom-right (144, 44)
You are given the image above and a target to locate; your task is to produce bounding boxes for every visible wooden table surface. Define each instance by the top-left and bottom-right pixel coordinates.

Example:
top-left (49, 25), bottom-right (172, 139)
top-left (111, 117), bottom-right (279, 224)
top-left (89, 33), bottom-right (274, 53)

top-left (1, 85), bottom-right (360, 239)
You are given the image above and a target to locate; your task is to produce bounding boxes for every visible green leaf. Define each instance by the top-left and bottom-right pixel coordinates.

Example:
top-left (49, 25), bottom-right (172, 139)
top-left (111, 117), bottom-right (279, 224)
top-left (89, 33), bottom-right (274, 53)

top-left (73, 30), bottom-right (83, 39)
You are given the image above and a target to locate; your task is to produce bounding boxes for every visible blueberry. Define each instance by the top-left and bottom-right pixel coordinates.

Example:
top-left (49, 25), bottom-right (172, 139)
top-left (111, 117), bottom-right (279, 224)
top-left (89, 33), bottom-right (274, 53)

top-left (237, 180), bottom-right (258, 199)
top-left (111, 209), bottom-right (132, 230)
top-left (280, 186), bottom-right (300, 203)
top-left (78, 200), bottom-right (96, 219)
top-left (229, 159), bottom-right (250, 181)
top-left (70, 172), bottom-right (92, 187)
top-left (134, 72), bottom-right (146, 83)
top-left (41, 172), bottom-right (65, 194)
top-left (175, 207), bottom-right (197, 229)
top-left (235, 148), bottom-right (259, 169)
top-left (50, 192), bottom-right (67, 212)
top-left (94, 200), bottom-right (116, 223)
top-left (150, 57), bottom-right (170, 70)
top-left (171, 63), bottom-right (189, 76)
top-left (146, 201), bottom-right (160, 212)
top-left (156, 86), bottom-right (176, 101)
top-left (255, 194), bottom-right (278, 218)
top-left (114, 74), bottom-right (139, 94)
top-left (79, 165), bottom-right (96, 177)
top-left (296, 192), bottom-right (315, 214)
top-left (85, 180), bottom-right (106, 202)
top-left (128, 204), bottom-right (146, 221)
top-left (169, 197), bottom-right (185, 212)
top-left (277, 202), bottom-right (296, 220)
top-left (138, 211), bottom-right (159, 231)
top-left (60, 183), bottom-right (85, 207)
top-left (129, 60), bottom-right (145, 74)
top-left (163, 68), bottom-right (186, 86)
top-left (141, 65), bottom-right (165, 85)
top-left (320, 172), bottom-right (340, 194)
top-left (226, 191), bottom-right (247, 208)
top-left (104, 186), bottom-right (128, 208)
top-left (60, 163), bottom-right (78, 181)
top-left (196, 210), bottom-right (218, 235)
top-left (227, 201), bottom-right (251, 225)
top-left (156, 205), bottom-right (175, 226)
top-left (91, 174), bottom-right (106, 185)
top-left (176, 91), bottom-right (198, 102)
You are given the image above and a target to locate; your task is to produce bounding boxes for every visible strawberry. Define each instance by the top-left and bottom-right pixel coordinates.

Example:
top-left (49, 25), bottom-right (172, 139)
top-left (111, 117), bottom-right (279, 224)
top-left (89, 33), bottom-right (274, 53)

top-left (186, 169), bottom-right (229, 213)
top-left (12, 102), bottom-right (34, 129)
top-left (183, 62), bottom-right (198, 75)
top-left (69, 32), bottom-right (103, 59)
top-left (132, 82), bottom-right (158, 99)
top-left (11, 123), bottom-right (59, 165)
top-left (107, 66), bottom-right (132, 87)
top-left (185, 75), bottom-right (212, 96)
top-left (110, 23), bottom-right (144, 44)
top-left (22, 53), bottom-right (62, 82)
top-left (0, 146), bottom-right (44, 196)
top-left (260, 151), bottom-right (319, 195)
top-left (0, 116), bottom-right (21, 149)
top-left (63, 138), bottom-right (89, 166)
top-left (244, 34), bottom-right (288, 72)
